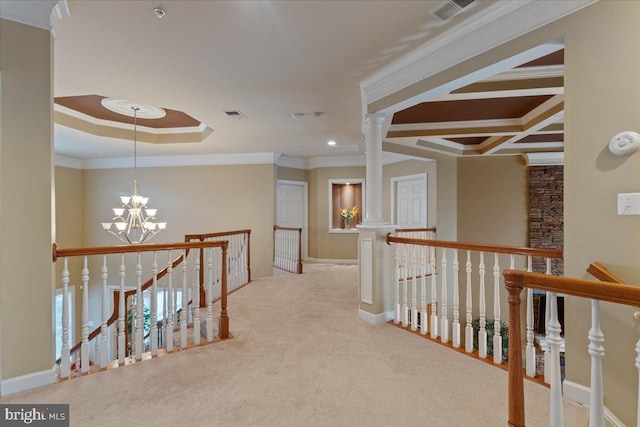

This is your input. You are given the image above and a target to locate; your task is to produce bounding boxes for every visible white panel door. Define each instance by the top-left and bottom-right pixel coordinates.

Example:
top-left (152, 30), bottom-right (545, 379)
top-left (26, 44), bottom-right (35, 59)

top-left (277, 181), bottom-right (307, 259)
top-left (395, 176), bottom-right (427, 228)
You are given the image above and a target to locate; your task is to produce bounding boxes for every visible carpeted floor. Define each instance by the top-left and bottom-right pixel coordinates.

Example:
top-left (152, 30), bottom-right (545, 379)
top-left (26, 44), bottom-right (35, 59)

top-left (1, 263), bottom-right (588, 426)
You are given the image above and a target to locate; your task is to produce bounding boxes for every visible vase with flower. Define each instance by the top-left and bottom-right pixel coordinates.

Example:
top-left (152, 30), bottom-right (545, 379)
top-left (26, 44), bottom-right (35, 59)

top-left (339, 206), bottom-right (359, 229)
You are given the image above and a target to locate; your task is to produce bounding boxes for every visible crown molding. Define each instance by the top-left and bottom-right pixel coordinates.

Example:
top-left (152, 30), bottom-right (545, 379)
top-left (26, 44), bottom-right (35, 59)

top-left (360, 0), bottom-right (595, 110)
top-left (54, 154), bottom-right (83, 169)
top-left (484, 65), bottom-right (564, 82)
top-left (0, 0), bottom-right (69, 32)
top-left (523, 152), bottom-right (564, 166)
top-left (54, 151), bottom-right (426, 170)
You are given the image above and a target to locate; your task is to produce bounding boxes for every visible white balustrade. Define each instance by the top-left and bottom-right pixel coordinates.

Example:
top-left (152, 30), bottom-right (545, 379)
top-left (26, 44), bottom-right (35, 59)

top-left (544, 257), bottom-right (552, 384)
top-left (452, 249), bottom-right (460, 348)
top-left (410, 245), bottom-right (418, 331)
top-left (100, 256), bottom-right (109, 368)
top-left (547, 291), bottom-right (564, 426)
top-left (493, 253), bottom-right (502, 364)
top-left (394, 244), bottom-right (401, 324)
top-left (430, 246), bottom-right (438, 339)
top-left (135, 253), bottom-right (143, 360)
top-left (207, 248), bottom-right (214, 342)
top-left (60, 258), bottom-right (70, 378)
top-left (273, 227), bottom-right (302, 274)
top-left (588, 300), bottom-right (605, 427)
top-left (118, 254), bottom-right (126, 363)
top-left (420, 245), bottom-right (428, 335)
top-left (150, 252), bottom-right (158, 356)
top-left (525, 256), bottom-right (535, 377)
top-left (402, 244), bottom-right (409, 328)
top-left (440, 249), bottom-right (449, 343)
top-left (478, 252), bottom-right (487, 359)
top-left (166, 251), bottom-right (174, 353)
top-left (465, 250), bottom-right (473, 354)
top-left (181, 250), bottom-right (188, 349)
top-left (193, 249), bottom-right (201, 346)
top-left (81, 256), bottom-right (89, 373)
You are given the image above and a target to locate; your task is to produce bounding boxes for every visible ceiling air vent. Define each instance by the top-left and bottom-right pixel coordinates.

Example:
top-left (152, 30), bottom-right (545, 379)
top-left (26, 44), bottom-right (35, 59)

top-left (430, 0), bottom-right (475, 22)
top-left (224, 110), bottom-right (246, 119)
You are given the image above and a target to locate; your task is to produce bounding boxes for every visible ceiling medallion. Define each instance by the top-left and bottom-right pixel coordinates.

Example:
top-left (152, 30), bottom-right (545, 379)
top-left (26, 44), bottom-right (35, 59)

top-left (100, 98), bottom-right (166, 119)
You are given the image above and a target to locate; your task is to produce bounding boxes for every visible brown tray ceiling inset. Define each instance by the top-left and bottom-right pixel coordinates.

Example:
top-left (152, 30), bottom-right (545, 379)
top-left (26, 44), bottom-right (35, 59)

top-left (518, 50), bottom-right (564, 68)
top-left (55, 95), bottom-right (201, 129)
top-left (448, 137), bottom-right (488, 146)
top-left (392, 95), bottom-right (554, 124)
top-left (515, 133), bottom-right (564, 144)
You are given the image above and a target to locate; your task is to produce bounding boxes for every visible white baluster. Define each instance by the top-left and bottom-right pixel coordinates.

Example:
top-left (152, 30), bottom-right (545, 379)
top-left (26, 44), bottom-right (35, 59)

top-left (162, 286), bottom-right (167, 349)
top-left (410, 245), bottom-right (418, 331)
top-left (100, 256), bottom-right (109, 368)
top-left (151, 252), bottom-right (159, 356)
top-left (60, 258), bottom-right (70, 378)
top-left (465, 250), bottom-right (473, 353)
top-left (394, 244), bottom-right (401, 324)
top-left (135, 253), bottom-right (143, 360)
top-left (526, 256), bottom-right (536, 377)
top-left (548, 291), bottom-right (564, 426)
top-left (452, 249), bottom-right (460, 348)
top-left (402, 244), bottom-right (409, 327)
top-left (166, 251), bottom-right (174, 352)
top-left (181, 250), bottom-right (188, 349)
top-left (207, 248), bottom-right (214, 342)
top-left (635, 324), bottom-right (640, 427)
top-left (588, 300), bottom-right (605, 427)
top-left (193, 249), bottom-right (201, 346)
top-left (440, 249), bottom-right (449, 343)
top-left (430, 246), bottom-right (438, 339)
top-left (478, 251), bottom-right (487, 359)
top-left (118, 254), bottom-right (126, 364)
top-left (493, 253), bottom-right (502, 364)
top-left (420, 245), bottom-right (428, 335)
top-left (544, 257), bottom-right (552, 384)
top-left (81, 256), bottom-right (90, 373)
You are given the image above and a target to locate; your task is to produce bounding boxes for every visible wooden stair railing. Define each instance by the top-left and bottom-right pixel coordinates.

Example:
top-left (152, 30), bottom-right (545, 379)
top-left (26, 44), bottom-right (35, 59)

top-left (273, 225), bottom-right (303, 274)
top-left (587, 261), bottom-right (625, 284)
top-left (386, 233), bottom-right (563, 374)
top-left (55, 229), bottom-right (251, 367)
top-left (503, 270), bottom-right (640, 427)
top-left (53, 239), bottom-right (231, 378)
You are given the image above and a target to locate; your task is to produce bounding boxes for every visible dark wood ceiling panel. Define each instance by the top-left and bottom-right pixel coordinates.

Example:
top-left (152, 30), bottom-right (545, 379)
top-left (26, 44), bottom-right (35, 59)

top-left (447, 137), bottom-right (488, 145)
top-left (518, 50), bottom-right (564, 67)
top-left (54, 95), bottom-right (201, 128)
top-left (515, 133), bottom-right (564, 143)
top-left (391, 95), bottom-right (553, 124)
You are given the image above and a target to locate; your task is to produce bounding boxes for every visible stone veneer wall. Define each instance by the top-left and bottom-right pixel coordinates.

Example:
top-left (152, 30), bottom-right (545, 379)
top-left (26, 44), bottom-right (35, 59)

top-left (528, 165), bottom-right (564, 275)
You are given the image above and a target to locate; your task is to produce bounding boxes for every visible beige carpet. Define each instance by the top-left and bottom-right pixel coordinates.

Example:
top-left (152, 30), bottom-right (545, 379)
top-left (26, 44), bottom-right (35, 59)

top-left (2, 263), bottom-right (588, 426)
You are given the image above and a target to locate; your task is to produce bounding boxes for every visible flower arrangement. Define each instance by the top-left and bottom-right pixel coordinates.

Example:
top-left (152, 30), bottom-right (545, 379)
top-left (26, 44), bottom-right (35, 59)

top-left (339, 206), bottom-right (359, 221)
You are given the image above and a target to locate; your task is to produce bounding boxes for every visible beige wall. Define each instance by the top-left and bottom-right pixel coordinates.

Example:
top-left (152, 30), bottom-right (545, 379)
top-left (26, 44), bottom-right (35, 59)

top-left (0, 19), bottom-right (54, 380)
top-left (277, 166), bottom-right (308, 183)
top-left (82, 164), bottom-right (276, 278)
top-left (308, 166), bottom-right (365, 259)
top-left (562, 3), bottom-right (640, 424)
top-left (54, 166), bottom-right (83, 344)
top-left (457, 156), bottom-right (528, 246)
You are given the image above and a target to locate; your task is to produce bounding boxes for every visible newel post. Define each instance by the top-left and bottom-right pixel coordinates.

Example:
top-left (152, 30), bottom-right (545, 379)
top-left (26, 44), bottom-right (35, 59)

top-left (506, 281), bottom-right (525, 427)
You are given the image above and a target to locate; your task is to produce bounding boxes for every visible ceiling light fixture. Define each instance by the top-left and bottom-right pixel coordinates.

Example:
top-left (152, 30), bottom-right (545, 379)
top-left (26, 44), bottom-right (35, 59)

top-left (327, 140), bottom-right (336, 146)
top-left (154, 7), bottom-right (166, 18)
top-left (101, 106), bottom-right (166, 244)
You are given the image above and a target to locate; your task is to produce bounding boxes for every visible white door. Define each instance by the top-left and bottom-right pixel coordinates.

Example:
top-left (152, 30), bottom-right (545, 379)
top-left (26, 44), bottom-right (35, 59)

top-left (276, 180), bottom-right (308, 259)
top-left (394, 175), bottom-right (427, 228)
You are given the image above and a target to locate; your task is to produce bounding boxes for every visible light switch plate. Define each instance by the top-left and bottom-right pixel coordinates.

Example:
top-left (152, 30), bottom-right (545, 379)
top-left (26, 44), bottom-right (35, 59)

top-left (617, 193), bottom-right (640, 215)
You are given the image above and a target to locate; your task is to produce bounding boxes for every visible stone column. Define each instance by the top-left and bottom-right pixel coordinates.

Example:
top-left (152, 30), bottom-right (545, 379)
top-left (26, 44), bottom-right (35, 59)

top-left (358, 113), bottom-right (395, 324)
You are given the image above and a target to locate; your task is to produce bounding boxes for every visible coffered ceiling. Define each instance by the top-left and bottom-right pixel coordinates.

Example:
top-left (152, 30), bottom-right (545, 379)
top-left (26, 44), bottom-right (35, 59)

top-left (4, 0), bottom-right (592, 167)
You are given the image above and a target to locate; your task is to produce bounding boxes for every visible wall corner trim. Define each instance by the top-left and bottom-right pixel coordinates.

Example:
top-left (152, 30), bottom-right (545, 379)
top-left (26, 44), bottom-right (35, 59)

top-left (523, 152), bottom-right (564, 166)
top-left (358, 309), bottom-right (393, 326)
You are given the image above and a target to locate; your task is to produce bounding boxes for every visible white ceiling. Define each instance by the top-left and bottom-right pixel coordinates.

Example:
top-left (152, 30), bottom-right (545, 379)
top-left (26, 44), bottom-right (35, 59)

top-left (52, 0), bottom-right (499, 161)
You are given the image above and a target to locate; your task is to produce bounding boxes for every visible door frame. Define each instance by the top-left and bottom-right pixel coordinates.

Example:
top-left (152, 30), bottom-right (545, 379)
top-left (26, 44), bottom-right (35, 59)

top-left (390, 173), bottom-right (428, 227)
top-left (276, 180), bottom-right (309, 260)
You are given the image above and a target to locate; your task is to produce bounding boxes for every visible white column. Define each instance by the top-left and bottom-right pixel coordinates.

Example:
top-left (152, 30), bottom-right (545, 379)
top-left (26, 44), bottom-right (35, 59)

top-left (363, 113), bottom-right (387, 224)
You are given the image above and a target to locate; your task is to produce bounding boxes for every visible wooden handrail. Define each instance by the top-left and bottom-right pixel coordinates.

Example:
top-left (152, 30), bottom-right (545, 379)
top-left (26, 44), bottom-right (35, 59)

top-left (502, 269), bottom-right (640, 427)
top-left (386, 234), bottom-right (563, 259)
top-left (185, 229), bottom-right (251, 241)
top-left (273, 225), bottom-right (302, 232)
top-left (395, 226), bottom-right (437, 233)
top-left (587, 262), bottom-right (625, 284)
top-left (53, 240), bottom-right (226, 261)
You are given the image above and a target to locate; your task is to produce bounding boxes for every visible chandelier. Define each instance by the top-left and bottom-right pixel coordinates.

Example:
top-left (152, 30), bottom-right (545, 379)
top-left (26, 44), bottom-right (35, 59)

top-left (101, 106), bottom-right (166, 244)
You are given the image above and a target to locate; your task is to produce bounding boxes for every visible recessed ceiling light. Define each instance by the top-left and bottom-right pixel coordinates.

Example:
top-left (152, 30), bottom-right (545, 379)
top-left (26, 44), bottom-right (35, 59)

top-left (327, 140), bottom-right (336, 146)
top-left (154, 7), bottom-right (166, 18)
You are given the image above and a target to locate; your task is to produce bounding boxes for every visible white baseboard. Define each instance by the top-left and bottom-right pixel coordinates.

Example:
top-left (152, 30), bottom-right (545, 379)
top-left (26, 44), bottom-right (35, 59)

top-left (563, 380), bottom-right (626, 427)
top-left (358, 309), bottom-right (393, 326)
top-left (1, 366), bottom-right (57, 396)
top-left (305, 257), bottom-right (358, 265)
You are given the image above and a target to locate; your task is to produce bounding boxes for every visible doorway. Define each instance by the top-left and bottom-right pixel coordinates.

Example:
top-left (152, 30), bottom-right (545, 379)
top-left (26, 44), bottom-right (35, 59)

top-left (391, 173), bottom-right (428, 228)
top-left (276, 180), bottom-right (308, 260)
